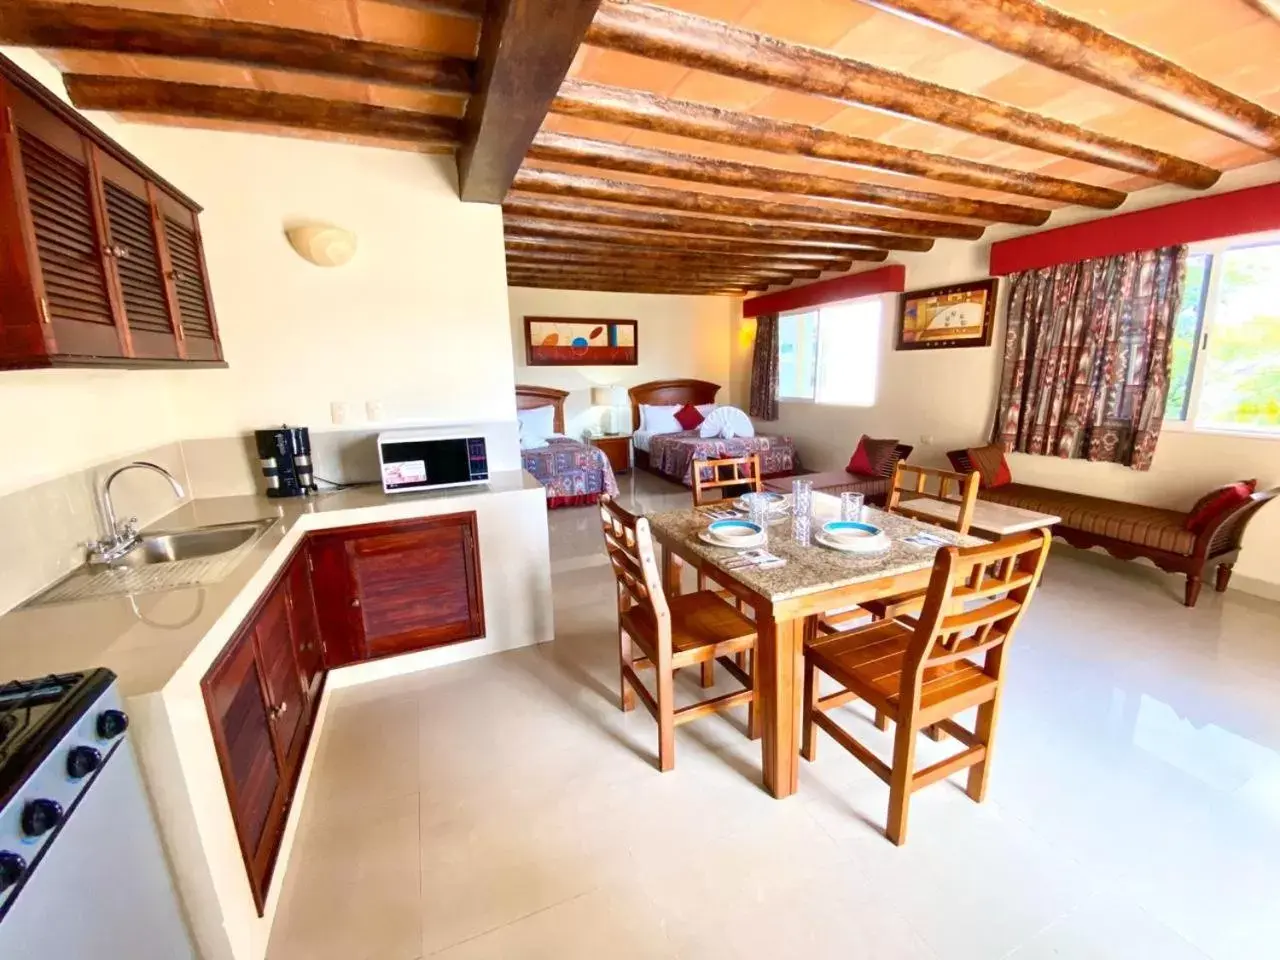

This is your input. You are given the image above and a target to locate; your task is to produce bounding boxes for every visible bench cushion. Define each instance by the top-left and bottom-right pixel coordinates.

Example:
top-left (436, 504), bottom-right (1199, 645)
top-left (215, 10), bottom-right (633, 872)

top-left (980, 483), bottom-right (1196, 556)
top-left (765, 470), bottom-right (892, 500)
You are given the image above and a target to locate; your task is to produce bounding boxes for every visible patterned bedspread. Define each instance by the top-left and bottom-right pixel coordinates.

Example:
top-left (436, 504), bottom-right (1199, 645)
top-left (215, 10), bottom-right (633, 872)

top-left (648, 431), bottom-right (796, 486)
top-left (522, 437), bottom-right (619, 506)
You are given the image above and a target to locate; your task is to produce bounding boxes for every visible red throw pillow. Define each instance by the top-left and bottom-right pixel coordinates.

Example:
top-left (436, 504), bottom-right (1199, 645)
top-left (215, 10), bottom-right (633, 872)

top-left (1185, 480), bottom-right (1257, 533)
top-left (966, 443), bottom-right (1012, 488)
top-left (673, 403), bottom-right (704, 431)
top-left (845, 435), bottom-right (898, 477)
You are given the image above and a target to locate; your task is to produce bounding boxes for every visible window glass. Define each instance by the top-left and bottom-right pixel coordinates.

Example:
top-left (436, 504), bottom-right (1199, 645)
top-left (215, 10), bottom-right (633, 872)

top-left (778, 311), bottom-right (818, 399)
top-left (814, 299), bottom-right (880, 406)
top-left (1196, 243), bottom-right (1280, 432)
top-left (1165, 253), bottom-right (1211, 421)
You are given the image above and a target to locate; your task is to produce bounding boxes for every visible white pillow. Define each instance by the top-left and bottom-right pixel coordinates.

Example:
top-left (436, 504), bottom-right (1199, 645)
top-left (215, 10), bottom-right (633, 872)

top-left (640, 403), bottom-right (682, 435)
top-left (699, 405), bottom-right (755, 439)
top-left (696, 403), bottom-right (717, 419)
top-left (519, 433), bottom-right (548, 451)
top-left (517, 405), bottom-right (555, 441)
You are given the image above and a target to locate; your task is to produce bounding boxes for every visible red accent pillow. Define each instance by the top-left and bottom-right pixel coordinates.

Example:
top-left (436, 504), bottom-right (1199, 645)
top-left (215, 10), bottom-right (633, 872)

top-left (845, 436), bottom-right (898, 477)
top-left (1185, 480), bottom-right (1257, 533)
top-left (966, 443), bottom-right (1012, 488)
top-left (673, 403), bottom-right (704, 431)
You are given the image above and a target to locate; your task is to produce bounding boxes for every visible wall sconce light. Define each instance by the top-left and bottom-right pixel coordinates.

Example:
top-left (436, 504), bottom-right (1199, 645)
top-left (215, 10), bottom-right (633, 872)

top-left (285, 223), bottom-right (357, 267)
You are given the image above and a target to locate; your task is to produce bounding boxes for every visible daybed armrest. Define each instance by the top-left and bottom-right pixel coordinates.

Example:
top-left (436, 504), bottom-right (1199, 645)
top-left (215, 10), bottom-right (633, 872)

top-left (1194, 486), bottom-right (1279, 558)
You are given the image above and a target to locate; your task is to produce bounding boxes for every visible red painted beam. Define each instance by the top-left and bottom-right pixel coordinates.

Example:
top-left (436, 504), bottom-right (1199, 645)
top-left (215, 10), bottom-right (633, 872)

top-left (742, 265), bottom-right (906, 318)
top-left (989, 181), bottom-right (1280, 275)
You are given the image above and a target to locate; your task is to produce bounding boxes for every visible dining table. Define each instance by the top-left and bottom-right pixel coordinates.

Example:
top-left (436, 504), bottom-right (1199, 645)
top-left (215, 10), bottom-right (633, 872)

top-left (646, 493), bottom-right (984, 800)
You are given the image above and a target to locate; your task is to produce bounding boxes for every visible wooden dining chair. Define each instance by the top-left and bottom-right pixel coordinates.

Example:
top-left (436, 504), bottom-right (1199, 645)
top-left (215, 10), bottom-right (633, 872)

top-left (599, 496), bottom-right (761, 772)
top-left (691, 454), bottom-right (762, 506)
top-left (801, 530), bottom-right (1051, 845)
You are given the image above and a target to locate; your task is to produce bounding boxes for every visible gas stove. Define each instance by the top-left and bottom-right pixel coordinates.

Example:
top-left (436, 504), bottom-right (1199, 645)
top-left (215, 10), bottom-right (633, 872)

top-left (0, 668), bottom-right (194, 957)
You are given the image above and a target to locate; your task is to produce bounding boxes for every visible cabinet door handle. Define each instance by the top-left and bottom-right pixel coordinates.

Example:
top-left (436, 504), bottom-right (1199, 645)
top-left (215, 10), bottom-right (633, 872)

top-left (271, 701), bottom-right (288, 720)
top-left (351, 598), bottom-right (361, 608)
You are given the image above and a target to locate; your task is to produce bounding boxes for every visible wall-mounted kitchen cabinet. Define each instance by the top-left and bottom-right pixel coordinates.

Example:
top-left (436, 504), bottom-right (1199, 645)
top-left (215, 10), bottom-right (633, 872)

top-left (0, 54), bottom-right (223, 369)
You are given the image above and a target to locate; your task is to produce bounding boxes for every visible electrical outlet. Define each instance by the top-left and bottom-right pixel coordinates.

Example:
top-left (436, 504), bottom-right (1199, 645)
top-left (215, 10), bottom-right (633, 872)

top-left (366, 400), bottom-right (386, 422)
top-left (920, 434), bottom-right (935, 445)
top-left (330, 401), bottom-right (357, 425)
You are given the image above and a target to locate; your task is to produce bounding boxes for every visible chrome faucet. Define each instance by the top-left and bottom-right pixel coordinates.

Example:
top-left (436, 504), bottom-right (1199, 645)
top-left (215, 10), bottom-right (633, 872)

top-left (88, 461), bottom-right (186, 564)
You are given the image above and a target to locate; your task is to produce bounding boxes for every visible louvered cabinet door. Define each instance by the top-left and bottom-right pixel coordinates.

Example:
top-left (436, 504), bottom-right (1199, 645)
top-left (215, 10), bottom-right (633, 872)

top-left (154, 191), bottom-right (221, 362)
top-left (4, 87), bottom-right (125, 361)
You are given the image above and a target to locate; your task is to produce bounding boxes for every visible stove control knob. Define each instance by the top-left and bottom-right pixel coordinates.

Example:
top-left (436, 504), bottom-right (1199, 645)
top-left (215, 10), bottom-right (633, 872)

top-left (0, 851), bottom-right (26, 893)
top-left (20, 798), bottom-right (63, 839)
top-left (66, 745), bottom-right (103, 780)
top-left (96, 709), bottom-right (129, 740)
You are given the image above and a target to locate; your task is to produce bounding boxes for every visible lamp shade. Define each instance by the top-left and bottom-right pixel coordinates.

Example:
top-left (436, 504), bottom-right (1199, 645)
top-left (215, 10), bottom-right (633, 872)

top-left (591, 386), bottom-right (616, 406)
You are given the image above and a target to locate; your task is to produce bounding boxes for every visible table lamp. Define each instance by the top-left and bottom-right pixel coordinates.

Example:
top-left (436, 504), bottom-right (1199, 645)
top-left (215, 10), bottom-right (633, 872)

top-left (591, 385), bottom-right (626, 435)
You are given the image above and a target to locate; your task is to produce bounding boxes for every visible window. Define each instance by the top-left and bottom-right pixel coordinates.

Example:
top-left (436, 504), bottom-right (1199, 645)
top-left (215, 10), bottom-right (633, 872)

top-left (1166, 238), bottom-right (1280, 434)
top-left (777, 298), bottom-right (881, 406)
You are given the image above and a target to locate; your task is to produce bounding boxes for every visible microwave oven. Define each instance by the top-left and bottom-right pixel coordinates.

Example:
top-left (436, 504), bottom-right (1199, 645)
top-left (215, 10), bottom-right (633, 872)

top-left (377, 432), bottom-right (489, 494)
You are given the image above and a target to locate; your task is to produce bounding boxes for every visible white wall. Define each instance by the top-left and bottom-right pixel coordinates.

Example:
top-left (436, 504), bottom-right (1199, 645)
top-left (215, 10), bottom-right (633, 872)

top-left (508, 287), bottom-right (737, 436)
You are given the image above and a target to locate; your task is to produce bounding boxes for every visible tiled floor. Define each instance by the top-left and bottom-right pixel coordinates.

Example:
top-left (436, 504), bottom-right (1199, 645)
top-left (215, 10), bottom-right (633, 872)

top-left (267, 471), bottom-right (1280, 960)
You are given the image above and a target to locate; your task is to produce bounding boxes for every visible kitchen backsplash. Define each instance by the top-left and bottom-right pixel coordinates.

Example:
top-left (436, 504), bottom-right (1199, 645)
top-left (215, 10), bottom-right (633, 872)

top-left (0, 442), bottom-right (192, 614)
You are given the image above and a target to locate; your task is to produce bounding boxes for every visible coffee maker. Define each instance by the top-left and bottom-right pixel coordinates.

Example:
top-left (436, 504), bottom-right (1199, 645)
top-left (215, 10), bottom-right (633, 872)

top-left (255, 426), bottom-right (317, 498)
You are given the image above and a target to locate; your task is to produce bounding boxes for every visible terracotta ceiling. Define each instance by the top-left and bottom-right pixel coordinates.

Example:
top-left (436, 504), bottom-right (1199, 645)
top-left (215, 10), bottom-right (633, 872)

top-left (4, 0), bottom-right (1280, 296)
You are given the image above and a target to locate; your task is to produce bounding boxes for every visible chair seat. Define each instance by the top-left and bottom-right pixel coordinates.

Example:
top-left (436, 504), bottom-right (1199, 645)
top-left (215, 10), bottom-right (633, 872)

top-left (807, 620), bottom-right (996, 719)
top-left (622, 591), bottom-right (756, 666)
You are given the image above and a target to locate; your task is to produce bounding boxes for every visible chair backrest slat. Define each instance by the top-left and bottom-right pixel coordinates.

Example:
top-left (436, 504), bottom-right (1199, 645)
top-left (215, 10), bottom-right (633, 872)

top-left (900, 531), bottom-right (1051, 703)
top-left (692, 454), bottom-right (763, 507)
top-left (599, 496), bottom-right (671, 649)
top-left (886, 462), bottom-right (980, 535)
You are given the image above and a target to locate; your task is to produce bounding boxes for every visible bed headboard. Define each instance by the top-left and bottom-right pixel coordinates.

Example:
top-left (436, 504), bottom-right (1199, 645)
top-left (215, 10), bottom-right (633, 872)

top-left (515, 384), bottom-right (569, 434)
top-left (627, 379), bottom-right (721, 432)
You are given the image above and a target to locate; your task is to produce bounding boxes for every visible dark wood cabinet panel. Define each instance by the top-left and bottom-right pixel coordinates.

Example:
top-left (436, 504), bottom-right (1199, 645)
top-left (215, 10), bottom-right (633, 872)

top-left (0, 53), bottom-right (223, 369)
top-left (285, 546), bottom-right (324, 712)
top-left (311, 513), bottom-right (485, 667)
top-left (201, 623), bottom-right (286, 915)
top-left (253, 586), bottom-right (307, 778)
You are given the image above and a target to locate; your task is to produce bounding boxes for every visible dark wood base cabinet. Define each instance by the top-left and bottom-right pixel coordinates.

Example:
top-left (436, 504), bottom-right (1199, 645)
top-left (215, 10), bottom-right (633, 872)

top-left (202, 512), bottom-right (485, 912)
top-left (310, 513), bottom-right (485, 669)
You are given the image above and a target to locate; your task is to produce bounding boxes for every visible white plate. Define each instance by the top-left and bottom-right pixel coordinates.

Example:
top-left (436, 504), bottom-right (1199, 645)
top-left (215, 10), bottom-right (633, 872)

top-left (814, 530), bottom-right (890, 554)
top-left (734, 493), bottom-right (791, 515)
top-left (698, 530), bottom-right (765, 550)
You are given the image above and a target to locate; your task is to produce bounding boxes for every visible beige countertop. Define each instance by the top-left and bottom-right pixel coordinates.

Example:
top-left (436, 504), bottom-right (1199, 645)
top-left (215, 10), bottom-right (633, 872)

top-left (0, 470), bottom-right (543, 698)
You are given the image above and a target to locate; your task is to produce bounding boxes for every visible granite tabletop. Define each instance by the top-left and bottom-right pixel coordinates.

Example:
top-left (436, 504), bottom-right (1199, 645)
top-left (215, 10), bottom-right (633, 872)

top-left (647, 494), bottom-right (984, 603)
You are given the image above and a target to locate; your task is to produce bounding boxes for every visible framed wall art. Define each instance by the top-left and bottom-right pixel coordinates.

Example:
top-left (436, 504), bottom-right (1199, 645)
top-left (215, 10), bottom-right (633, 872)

top-left (524, 317), bottom-right (638, 366)
top-left (896, 278), bottom-right (999, 351)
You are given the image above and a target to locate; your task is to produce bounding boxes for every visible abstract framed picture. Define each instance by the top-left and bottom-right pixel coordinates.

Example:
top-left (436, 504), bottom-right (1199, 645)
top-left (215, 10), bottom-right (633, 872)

top-left (896, 278), bottom-right (999, 351)
top-left (524, 317), bottom-right (638, 366)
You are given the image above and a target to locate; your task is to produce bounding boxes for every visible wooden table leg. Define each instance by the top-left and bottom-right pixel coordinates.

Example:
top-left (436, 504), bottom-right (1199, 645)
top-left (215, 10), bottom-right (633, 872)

top-left (661, 546), bottom-right (682, 596)
top-left (757, 614), bottom-right (804, 799)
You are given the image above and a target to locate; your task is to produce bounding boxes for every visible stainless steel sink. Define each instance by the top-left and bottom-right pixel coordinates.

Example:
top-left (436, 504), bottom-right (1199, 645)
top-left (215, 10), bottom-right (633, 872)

top-left (102, 520), bottom-right (275, 568)
top-left (28, 519), bottom-right (278, 606)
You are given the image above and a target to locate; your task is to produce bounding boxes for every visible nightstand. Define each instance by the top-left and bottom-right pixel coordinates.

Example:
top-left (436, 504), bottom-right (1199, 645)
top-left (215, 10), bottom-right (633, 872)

top-left (591, 434), bottom-right (632, 475)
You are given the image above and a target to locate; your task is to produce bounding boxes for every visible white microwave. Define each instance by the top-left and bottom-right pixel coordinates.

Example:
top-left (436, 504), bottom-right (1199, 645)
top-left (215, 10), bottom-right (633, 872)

top-left (377, 432), bottom-right (489, 494)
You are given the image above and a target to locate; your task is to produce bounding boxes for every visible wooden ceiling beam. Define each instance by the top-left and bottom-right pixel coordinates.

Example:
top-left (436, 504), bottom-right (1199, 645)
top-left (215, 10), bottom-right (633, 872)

top-left (63, 76), bottom-right (460, 145)
top-left (551, 80), bottom-right (1125, 210)
top-left (0, 2), bottom-right (472, 94)
top-left (867, 0), bottom-right (1280, 155)
top-left (514, 167), bottom-right (976, 242)
top-left (1243, 0), bottom-right (1280, 19)
top-left (508, 273), bottom-right (779, 292)
top-left (506, 247), bottom-right (848, 272)
top-left (509, 276), bottom-right (754, 295)
top-left (529, 132), bottom-right (1034, 227)
top-left (506, 257), bottom-right (813, 280)
top-left (457, 0), bottom-right (600, 202)
top-left (503, 218), bottom-right (884, 259)
top-left (503, 196), bottom-right (935, 251)
top-left (377, 0), bottom-right (487, 19)
top-left (585, 0), bottom-right (1220, 189)
top-left (504, 235), bottom-right (876, 263)
top-left (510, 271), bottom-right (794, 289)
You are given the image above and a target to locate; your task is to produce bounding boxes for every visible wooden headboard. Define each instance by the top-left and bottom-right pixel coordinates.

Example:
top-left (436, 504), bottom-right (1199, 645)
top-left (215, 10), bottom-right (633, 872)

top-left (627, 379), bottom-right (721, 431)
top-left (515, 384), bottom-right (568, 434)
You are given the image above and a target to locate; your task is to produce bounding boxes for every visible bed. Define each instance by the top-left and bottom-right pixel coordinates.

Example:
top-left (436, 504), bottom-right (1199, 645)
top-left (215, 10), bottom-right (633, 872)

top-left (516, 385), bottom-right (619, 509)
top-left (627, 378), bottom-right (796, 486)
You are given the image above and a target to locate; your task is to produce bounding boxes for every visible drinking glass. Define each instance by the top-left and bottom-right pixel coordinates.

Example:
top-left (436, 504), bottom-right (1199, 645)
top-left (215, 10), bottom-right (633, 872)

top-left (791, 478), bottom-right (813, 546)
top-left (748, 497), bottom-right (770, 544)
top-left (840, 492), bottom-right (865, 523)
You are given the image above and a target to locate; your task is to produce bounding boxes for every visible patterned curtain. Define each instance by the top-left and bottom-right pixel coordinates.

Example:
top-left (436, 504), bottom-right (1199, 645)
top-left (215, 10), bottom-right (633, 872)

top-left (749, 313), bottom-right (780, 421)
top-left (993, 245), bottom-right (1186, 471)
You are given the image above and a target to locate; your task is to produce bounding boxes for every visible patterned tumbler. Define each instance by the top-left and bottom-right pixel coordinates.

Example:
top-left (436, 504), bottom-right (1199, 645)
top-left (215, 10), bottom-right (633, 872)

top-left (791, 478), bottom-right (813, 546)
